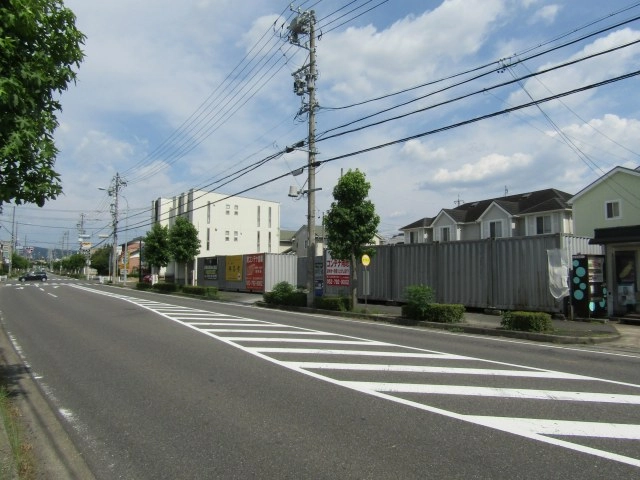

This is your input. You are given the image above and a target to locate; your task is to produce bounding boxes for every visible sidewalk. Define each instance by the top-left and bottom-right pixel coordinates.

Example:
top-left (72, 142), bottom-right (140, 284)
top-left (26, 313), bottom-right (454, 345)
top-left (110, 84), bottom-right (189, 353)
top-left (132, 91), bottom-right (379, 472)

top-left (219, 291), bottom-right (640, 351)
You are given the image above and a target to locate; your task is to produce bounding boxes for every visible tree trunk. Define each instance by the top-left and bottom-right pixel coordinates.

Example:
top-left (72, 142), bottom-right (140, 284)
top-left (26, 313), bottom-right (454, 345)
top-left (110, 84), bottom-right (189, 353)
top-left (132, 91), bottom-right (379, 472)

top-left (184, 261), bottom-right (189, 286)
top-left (350, 252), bottom-right (357, 311)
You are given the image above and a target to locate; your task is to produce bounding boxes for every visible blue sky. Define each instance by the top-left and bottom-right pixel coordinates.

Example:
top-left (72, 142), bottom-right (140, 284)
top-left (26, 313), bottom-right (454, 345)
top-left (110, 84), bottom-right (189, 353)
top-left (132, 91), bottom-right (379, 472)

top-left (3, 0), bottom-right (640, 253)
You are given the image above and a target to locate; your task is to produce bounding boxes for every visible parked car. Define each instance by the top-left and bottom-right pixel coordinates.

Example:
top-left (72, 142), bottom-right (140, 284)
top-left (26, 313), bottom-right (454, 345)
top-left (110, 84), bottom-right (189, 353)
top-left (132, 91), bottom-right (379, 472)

top-left (19, 271), bottom-right (47, 282)
top-left (142, 274), bottom-right (153, 284)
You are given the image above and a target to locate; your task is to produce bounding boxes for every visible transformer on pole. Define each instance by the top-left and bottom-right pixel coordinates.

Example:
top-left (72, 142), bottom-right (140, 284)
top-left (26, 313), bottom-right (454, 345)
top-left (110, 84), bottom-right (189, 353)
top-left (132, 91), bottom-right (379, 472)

top-left (288, 8), bottom-right (319, 307)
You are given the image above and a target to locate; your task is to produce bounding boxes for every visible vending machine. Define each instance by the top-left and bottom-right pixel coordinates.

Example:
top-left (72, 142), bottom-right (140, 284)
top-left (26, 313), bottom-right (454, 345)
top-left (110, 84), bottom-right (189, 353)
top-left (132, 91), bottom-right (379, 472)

top-left (571, 254), bottom-right (607, 318)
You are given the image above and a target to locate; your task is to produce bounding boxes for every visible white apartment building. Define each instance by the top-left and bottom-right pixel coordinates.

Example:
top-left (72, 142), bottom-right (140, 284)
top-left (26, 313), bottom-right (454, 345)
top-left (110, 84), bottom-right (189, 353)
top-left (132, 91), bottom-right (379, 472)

top-left (152, 190), bottom-right (281, 283)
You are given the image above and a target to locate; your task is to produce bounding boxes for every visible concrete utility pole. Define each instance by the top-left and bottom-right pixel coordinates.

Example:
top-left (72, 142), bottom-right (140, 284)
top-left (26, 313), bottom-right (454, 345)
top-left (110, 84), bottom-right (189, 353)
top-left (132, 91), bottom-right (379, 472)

top-left (102, 173), bottom-right (126, 282)
top-left (288, 8), bottom-right (319, 307)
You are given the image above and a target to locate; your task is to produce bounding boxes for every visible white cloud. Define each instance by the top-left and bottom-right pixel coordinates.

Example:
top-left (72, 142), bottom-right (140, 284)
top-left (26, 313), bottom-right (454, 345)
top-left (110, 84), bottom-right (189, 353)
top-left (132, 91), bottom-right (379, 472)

top-left (430, 152), bottom-right (532, 184)
top-left (529, 4), bottom-right (561, 25)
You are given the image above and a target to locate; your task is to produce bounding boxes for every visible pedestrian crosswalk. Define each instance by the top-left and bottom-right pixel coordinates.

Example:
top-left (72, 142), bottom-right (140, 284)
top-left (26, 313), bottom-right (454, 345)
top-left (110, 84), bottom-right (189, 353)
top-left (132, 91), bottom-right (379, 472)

top-left (72, 285), bottom-right (640, 468)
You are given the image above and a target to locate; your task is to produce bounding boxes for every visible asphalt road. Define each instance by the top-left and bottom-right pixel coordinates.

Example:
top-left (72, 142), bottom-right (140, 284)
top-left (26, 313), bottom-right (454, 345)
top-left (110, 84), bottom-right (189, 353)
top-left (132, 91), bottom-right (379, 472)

top-left (1, 278), bottom-right (639, 479)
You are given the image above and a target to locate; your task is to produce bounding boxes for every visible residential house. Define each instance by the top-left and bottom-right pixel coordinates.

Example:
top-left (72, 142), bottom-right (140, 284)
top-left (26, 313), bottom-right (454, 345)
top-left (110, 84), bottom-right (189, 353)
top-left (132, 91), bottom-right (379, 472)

top-left (279, 229), bottom-right (297, 254)
top-left (401, 188), bottom-right (574, 244)
top-left (152, 190), bottom-right (280, 283)
top-left (569, 166), bottom-right (640, 316)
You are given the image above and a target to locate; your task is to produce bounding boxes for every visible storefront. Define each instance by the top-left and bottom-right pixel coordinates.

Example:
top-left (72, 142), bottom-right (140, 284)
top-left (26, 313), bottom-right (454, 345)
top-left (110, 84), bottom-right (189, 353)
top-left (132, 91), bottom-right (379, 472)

top-left (590, 225), bottom-right (640, 316)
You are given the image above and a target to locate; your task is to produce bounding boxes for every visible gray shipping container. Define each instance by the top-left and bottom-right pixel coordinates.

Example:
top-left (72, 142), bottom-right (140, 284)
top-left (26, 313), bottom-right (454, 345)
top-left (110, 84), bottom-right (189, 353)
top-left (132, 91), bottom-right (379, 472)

top-left (351, 234), bottom-right (603, 313)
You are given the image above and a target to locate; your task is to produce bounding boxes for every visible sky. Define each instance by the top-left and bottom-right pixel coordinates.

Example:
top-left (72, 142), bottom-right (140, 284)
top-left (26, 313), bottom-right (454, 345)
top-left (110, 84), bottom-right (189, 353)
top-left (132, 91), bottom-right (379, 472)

top-left (3, 0), bottom-right (640, 255)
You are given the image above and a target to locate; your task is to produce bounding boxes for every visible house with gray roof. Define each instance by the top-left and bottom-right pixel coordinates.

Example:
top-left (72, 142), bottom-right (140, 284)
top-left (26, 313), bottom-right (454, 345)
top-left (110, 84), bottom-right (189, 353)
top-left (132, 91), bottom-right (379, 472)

top-left (401, 188), bottom-right (574, 244)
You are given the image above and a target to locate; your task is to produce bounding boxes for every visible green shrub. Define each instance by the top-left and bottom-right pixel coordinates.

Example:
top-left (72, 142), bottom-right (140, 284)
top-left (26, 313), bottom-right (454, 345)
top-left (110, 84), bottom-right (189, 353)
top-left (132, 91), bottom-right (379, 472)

top-left (152, 283), bottom-right (178, 293)
top-left (314, 296), bottom-right (351, 311)
top-left (263, 281), bottom-right (306, 306)
top-left (501, 311), bottom-right (553, 332)
top-left (136, 282), bottom-right (152, 290)
top-left (422, 304), bottom-right (465, 323)
top-left (402, 284), bottom-right (436, 320)
top-left (182, 285), bottom-right (206, 296)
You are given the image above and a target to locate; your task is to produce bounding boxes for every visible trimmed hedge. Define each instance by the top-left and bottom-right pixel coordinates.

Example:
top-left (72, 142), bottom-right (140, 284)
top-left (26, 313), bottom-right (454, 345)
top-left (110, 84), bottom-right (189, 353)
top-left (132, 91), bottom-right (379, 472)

top-left (136, 282), bottom-right (153, 290)
top-left (402, 303), bottom-right (465, 323)
top-left (181, 285), bottom-right (219, 298)
top-left (422, 303), bottom-right (465, 323)
top-left (501, 311), bottom-right (553, 332)
top-left (314, 296), bottom-right (351, 311)
top-left (152, 283), bottom-right (178, 293)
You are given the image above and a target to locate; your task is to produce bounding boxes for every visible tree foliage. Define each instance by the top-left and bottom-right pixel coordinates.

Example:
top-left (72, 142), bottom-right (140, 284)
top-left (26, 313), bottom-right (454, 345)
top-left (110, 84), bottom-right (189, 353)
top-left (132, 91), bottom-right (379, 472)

top-left (0, 0), bottom-right (85, 207)
top-left (62, 252), bottom-right (86, 272)
top-left (144, 223), bottom-right (171, 270)
top-left (168, 216), bottom-right (200, 285)
top-left (324, 169), bottom-right (380, 309)
top-left (11, 252), bottom-right (29, 271)
top-left (90, 246), bottom-right (111, 275)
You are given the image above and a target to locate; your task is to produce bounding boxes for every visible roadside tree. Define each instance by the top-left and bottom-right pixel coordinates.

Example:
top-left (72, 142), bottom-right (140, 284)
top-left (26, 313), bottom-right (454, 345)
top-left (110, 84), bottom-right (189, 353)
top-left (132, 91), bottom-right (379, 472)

top-left (168, 217), bottom-right (201, 285)
top-left (144, 223), bottom-right (171, 276)
top-left (0, 0), bottom-right (85, 207)
top-left (324, 169), bottom-right (380, 309)
top-left (90, 246), bottom-right (111, 275)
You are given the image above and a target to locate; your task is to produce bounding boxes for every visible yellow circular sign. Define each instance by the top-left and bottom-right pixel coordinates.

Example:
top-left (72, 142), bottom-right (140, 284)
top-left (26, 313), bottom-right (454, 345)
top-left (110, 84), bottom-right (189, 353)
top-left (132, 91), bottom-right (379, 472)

top-left (361, 254), bottom-right (370, 267)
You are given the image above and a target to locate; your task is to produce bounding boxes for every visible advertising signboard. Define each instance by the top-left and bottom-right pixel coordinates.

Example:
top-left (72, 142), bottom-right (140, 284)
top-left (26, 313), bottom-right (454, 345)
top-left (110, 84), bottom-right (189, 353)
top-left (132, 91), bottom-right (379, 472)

top-left (225, 255), bottom-right (243, 281)
top-left (326, 258), bottom-right (350, 287)
top-left (246, 254), bottom-right (265, 291)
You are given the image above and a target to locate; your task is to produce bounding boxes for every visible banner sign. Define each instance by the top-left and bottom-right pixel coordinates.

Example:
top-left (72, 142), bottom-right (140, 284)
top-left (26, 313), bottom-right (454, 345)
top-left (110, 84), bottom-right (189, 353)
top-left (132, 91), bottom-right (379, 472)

top-left (326, 258), bottom-right (350, 287)
top-left (225, 255), bottom-right (243, 281)
top-left (245, 254), bottom-right (265, 291)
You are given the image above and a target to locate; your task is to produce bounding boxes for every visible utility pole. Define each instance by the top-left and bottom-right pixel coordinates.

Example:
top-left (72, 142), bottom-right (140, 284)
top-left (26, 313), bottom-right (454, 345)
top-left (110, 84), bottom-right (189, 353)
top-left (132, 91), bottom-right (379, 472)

top-left (102, 173), bottom-right (126, 282)
top-left (288, 7), bottom-right (318, 307)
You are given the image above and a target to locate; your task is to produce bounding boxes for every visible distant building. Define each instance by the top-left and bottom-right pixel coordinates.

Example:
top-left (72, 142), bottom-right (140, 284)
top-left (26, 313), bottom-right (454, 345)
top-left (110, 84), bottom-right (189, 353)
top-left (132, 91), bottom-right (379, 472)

top-left (401, 188), bottom-right (574, 244)
top-left (152, 190), bottom-right (280, 283)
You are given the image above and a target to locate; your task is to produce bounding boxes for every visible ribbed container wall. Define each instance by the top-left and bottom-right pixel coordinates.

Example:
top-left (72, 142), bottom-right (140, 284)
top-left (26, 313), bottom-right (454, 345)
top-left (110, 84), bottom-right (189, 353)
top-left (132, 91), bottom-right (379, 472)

top-left (264, 254), bottom-right (297, 292)
top-left (199, 234), bottom-right (604, 312)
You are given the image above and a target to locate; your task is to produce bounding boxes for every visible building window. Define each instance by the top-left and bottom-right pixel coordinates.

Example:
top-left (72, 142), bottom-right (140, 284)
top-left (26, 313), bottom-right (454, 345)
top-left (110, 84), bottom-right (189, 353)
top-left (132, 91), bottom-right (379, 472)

top-left (605, 200), bottom-right (621, 219)
top-left (207, 202), bottom-right (211, 224)
top-left (234, 231), bottom-right (238, 242)
top-left (440, 226), bottom-right (450, 242)
top-left (536, 215), bottom-right (551, 234)
top-left (257, 206), bottom-right (261, 227)
top-left (206, 228), bottom-right (210, 250)
top-left (234, 205), bottom-right (238, 216)
top-left (410, 231), bottom-right (417, 244)
top-left (268, 207), bottom-right (272, 228)
top-left (225, 230), bottom-right (229, 241)
top-left (489, 221), bottom-right (502, 238)
top-left (257, 231), bottom-right (260, 251)
top-left (268, 231), bottom-right (272, 253)
top-left (226, 204), bottom-right (230, 215)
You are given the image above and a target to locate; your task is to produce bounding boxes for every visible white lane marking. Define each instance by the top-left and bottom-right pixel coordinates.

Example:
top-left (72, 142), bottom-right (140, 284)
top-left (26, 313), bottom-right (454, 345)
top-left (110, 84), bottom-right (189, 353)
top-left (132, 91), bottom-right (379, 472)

top-left (249, 348), bottom-right (469, 359)
top-left (340, 382), bottom-right (640, 404)
top-left (467, 417), bottom-right (640, 439)
top-left (47, 293), bottom-right (57, 298)
top-left (69, 284), bottom-right (640, 468)
top-left (204, 329), bottom-right (336, 335)
top-left (221, 337), bottom-right (387, 345)
top-left (280, 363), bottom-right (592, 379)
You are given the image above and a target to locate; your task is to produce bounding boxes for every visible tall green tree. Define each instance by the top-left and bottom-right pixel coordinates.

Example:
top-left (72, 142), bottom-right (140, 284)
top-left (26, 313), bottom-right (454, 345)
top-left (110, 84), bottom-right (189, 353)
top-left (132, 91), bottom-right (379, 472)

top-left (0, 0), bottom-right (85, 207)
top-left (62, 252), bottom-right (86, 273)
top-left (90, 246), bottom-right (111, 276)
top-left (144, 223), bottom-right (171, 274)
top-left (324, 169), bottom-right (380, 309)
top-left (168, 217), bottom-right (200, 285)
top-left (11, 251), bottom-right (29, 271)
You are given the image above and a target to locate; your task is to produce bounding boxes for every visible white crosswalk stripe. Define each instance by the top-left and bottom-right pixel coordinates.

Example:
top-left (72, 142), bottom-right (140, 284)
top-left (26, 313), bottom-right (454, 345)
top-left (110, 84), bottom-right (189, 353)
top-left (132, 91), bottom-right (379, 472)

top-left (70, 284), bottom-right (640, 468)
